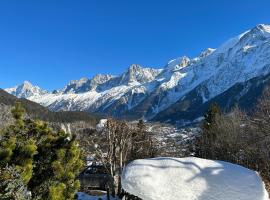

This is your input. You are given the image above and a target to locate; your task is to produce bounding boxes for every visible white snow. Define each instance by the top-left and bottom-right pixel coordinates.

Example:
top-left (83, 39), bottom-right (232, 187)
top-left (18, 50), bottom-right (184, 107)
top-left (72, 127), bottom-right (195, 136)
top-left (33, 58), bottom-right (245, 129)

top-left (166, 56), bottom-right (190, 70)
top-left (5, 24), bottom-right (270, 120)
top-left (243, 45), bottom-right (256, 52)
top-left (199, 48), bottom-right (216, 58)
top-left (61, 123), bottom-right (71, 134)
top-left (96, 119), bottom-right (108, 130)
top-left (122, 157), bottom-right (269, 200)
top-left (5, 80), bottom-right (48, 99)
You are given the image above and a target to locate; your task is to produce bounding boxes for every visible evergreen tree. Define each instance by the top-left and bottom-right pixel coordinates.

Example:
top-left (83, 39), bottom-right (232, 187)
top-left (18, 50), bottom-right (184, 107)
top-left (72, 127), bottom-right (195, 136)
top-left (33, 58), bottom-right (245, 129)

top-left (0, 102), bottom-right (83, 200)
top-left (203, 103), bottom-right (221, 130)
top-left (11, 101), bottom-right (25, 127)
top-left (129, 120), bottom-right (156, 161)
top-left (50, 139), bottom-right (83, 200)
top-left (196, 103), bottom-right (222, 158)
top-left (0, 165), bottom-right (30, 200)
top-left (0, 101), bottom-right (37, 184)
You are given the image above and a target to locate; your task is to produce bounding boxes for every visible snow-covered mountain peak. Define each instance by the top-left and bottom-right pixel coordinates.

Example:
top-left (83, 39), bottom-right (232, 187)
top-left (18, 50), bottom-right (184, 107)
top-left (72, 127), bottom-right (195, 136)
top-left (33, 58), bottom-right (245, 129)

top-left (60, 74), bottom-right (115, 94)
top-left (22, 80), bottom-right (33, 87)
top-left (253, 24), bottom-right (270, 33)
top-left (210, 24), bottom-right (270, 57)
top-left (167, 56), bottom-right (190, 70)
top-left (69, 77), bottom-right (88, 85)
top-left (128, 64), bottom-right (142, 71)
top-left (199, 48), bottom-right (216, 58)
top-left (240, 24), bottom-right (270, 40)
top-left (92, 74), bottom-right (114, 83)
top-left (5, 24), bottom-right (270, 123)
top-left (5, 81), bottom-right (48, 99)
top-left (119, 64), bottom-right (162, 85)
top-left (60, 78), bottom-right (90, 94)
top-left (88, 74), bottom-right (115, 91)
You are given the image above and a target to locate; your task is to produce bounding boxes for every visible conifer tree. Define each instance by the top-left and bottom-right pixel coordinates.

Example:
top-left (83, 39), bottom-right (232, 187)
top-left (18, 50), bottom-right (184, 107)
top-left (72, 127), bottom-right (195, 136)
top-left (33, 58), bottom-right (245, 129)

top-left (0, 102), bottom-right (83, 200)
top-left (0, 101), bottom-right (37, 184)
top-left (0, 165), bottom-right (30, 200)
top-left (196, 103), bottom-right (222, 158)
top-left (11, 101), bottom-right (25, 127)
top-left (203, 103), bottom-right (221, 130)
top-left (129, 119), bottom-right (156, 161)
top-left (50, 139), bottom-right (83, 200)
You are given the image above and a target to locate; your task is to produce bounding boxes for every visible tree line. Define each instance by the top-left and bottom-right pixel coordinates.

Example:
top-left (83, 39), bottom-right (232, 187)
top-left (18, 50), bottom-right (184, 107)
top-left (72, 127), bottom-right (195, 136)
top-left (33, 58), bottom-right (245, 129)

top-left (2, 85), bottom-right (270, 199)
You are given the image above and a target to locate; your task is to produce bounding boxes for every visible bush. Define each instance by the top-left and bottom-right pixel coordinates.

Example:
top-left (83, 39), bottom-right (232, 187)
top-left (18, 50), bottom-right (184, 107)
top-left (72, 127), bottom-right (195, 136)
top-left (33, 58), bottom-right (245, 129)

top-left (0, 102), bottom-right (83, 199)
top-left (0, 165), bottom-right (30, 200)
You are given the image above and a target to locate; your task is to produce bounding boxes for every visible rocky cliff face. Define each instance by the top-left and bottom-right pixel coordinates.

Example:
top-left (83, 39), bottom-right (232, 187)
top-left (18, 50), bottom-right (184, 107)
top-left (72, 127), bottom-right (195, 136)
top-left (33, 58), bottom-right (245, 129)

top-left (5, 24), bottom-right (270, 124)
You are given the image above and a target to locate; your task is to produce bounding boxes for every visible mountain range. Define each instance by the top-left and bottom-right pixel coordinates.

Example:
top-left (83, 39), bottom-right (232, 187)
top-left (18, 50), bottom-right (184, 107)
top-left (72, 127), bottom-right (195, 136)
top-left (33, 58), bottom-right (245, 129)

top-left (5, 24), bottom-right (270, 125)
top-left (0, 89), bottom-right (100, 132)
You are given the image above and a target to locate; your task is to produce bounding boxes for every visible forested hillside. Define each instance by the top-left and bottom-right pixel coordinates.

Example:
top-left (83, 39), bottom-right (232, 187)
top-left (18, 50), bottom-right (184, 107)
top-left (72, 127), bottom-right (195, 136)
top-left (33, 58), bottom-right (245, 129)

top-left (0, 89), bottom-right (100, 128)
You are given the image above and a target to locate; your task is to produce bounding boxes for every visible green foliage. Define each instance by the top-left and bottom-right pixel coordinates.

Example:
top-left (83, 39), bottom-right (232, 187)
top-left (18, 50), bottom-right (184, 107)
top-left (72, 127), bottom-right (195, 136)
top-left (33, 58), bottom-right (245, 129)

top-left (28, 122), bottom-right (83, 200)
top-left (0, 102), bottom-right (37, 184)
top-left (0, 103), bottom-right (84, 200)
top-left (0, 136), bottom-right (16, 165)
top-left (49, 183), bottom-right (66, 200)
top-left (11, 101), bottom-right (25, 127)
top-left (50, 140), bottom-right (83, 200)
top-left (0, 165), bottom-right (30, 200)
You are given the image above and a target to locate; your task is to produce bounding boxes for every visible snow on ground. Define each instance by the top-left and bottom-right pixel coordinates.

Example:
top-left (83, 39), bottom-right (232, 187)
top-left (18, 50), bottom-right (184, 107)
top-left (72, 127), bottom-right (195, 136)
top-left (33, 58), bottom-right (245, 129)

top-left (122, 157), bottom-right (269, 200)
top-left (96, 119), bottom-right (108, 130)
top-left (146, 123), bottom-right (200, 156)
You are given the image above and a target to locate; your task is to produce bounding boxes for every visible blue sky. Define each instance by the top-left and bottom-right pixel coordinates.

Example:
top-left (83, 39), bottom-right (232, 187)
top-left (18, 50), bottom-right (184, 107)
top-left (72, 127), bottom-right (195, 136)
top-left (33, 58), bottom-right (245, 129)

top-left (1, 0), bottom-right (270, 91)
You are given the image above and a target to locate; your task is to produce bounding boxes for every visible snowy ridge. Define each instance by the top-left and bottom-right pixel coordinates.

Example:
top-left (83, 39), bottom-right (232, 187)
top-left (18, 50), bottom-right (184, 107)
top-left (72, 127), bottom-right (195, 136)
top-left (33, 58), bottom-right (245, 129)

top-left (5, 81), bottom-right (48, 98)
top-left (122, 157), bottom-right (269, 200)
top-left (5, 24), bottom-right (270, 121)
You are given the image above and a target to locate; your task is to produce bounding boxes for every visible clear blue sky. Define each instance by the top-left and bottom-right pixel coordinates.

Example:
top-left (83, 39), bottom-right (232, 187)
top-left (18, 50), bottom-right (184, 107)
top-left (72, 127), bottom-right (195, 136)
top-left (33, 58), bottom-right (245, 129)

top-left (1, 0), bottom-right (270, 91)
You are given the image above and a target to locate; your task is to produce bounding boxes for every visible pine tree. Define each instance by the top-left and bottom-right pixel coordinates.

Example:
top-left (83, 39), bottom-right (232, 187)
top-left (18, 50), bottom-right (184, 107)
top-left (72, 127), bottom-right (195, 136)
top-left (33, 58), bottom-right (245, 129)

top-left (0, 165), bottom-right (30, 200)
top-left (203, 103), bottom-right (221, 130)
top-left (28, 122), bottom-right (83, 200)
top-left (196, 103), bottom-right (222, 158)
top-left (0, 102), bottom-right (83, 200)
top-left (11, 101), bottom-right (25, 127)
top-left (50, 139), bottom-right (83, 200)
top-left (129, 120), bottom-right (156, 161)
top-left (0, 101), bottom-right (37, 184)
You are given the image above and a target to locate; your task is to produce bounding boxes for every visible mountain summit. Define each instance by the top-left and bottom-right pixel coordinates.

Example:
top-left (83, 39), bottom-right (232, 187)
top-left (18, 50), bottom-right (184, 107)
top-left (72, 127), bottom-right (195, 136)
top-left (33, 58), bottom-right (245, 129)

top-left (6, 24), bottom-right (270, 124)
top-left (6, 81), bottom-right (48, 98)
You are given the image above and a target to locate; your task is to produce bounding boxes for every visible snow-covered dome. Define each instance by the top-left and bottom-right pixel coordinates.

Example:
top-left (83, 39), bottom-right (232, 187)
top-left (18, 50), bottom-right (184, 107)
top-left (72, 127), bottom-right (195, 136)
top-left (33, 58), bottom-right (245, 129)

top-left (122, 157), bottom-right (269, 200)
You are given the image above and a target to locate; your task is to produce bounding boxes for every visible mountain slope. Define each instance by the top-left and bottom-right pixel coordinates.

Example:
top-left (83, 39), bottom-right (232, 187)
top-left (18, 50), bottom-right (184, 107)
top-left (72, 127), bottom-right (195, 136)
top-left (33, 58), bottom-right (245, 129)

top-left (154, 73), bottom-right (270, 124)
top-left (0, 89), bottom-right (100, 128)
top-left (5, 81), bottom-right (48, 98)
top-left (5, 24), bottom-right (270, 124)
